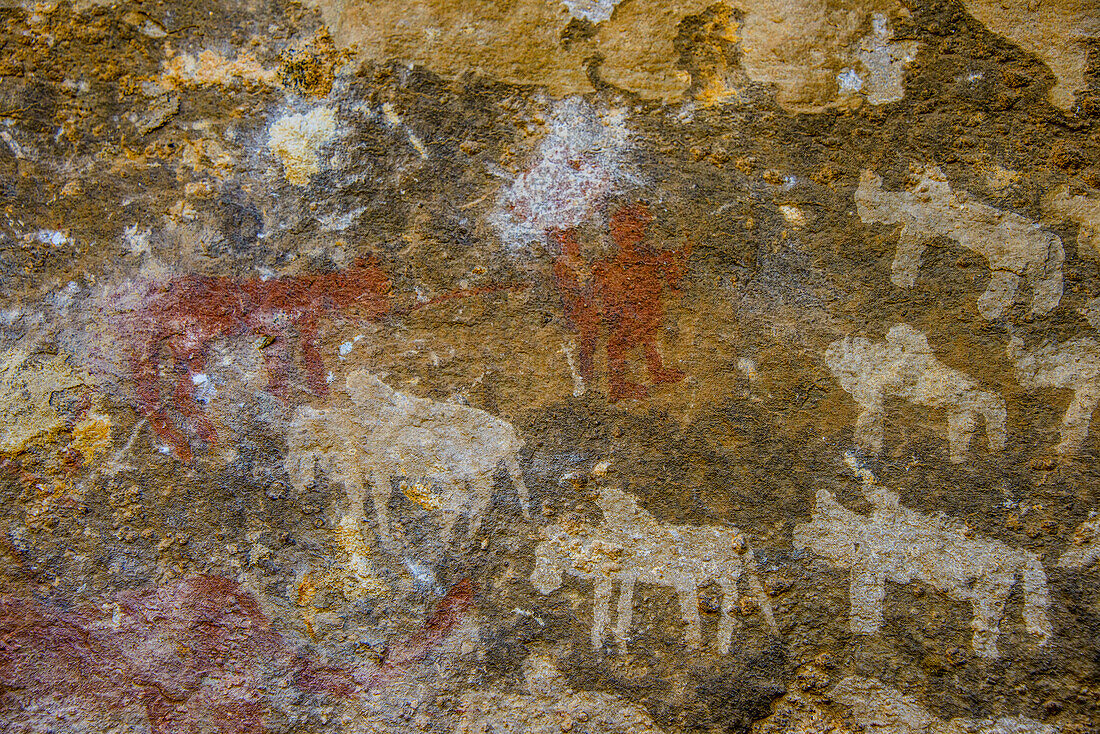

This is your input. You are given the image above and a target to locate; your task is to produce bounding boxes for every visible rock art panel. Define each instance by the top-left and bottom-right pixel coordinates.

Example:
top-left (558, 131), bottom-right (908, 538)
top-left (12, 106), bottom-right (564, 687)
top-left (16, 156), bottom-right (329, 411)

top-left (856, 167), bottom-right (1064, 319)
top-left (794, 484), bottom-right (1051, 658)
top-left (825, 324), bottom-right (1006, 462)
top-left (532, 483), bottom-right (776, 652)
top-left (127, 260), bottom-right (392, 460)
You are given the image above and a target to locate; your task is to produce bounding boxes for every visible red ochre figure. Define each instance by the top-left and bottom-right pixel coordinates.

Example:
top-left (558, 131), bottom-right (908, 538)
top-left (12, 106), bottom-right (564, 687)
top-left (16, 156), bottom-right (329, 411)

top-left (128, 258), bottom-right (392, 461)
top-left (553, 203), bottom-right (688, 402)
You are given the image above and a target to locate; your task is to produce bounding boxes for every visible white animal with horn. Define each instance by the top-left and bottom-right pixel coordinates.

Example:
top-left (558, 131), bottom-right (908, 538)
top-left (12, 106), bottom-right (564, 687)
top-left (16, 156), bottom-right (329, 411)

top-left (793, 484), bottom-right (1051, 659)
top-left (825, 323), bottom-right (1006, 463)
top-left (286, 369), bottom-right (531, 547)
top-left (531, 484), bottom-right (777, 653)
top-left (855, 166), bottom-right (1063, 319)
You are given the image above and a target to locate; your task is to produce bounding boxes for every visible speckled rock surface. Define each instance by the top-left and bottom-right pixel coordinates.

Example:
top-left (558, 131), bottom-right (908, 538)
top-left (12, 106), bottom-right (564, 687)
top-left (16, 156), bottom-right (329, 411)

top-left (0, 1), bottom-right (1098, 732)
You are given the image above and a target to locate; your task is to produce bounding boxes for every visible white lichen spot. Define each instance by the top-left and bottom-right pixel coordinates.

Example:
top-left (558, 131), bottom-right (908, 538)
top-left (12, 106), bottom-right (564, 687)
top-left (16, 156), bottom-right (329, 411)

top-left (836, 68), bottom-right (864, 93)
top-left (267, 107), bottom-right (337, 186)
top-left (778, 204), bottom-right (806, 227)
top-left (161, 48), bottom-right (277, 88)
top-left (854, 14), bottom-right (918, 105)
top-left (560, 0), bottom-right (622, 23)
top-left (190, 372), bottom-right (215, 405)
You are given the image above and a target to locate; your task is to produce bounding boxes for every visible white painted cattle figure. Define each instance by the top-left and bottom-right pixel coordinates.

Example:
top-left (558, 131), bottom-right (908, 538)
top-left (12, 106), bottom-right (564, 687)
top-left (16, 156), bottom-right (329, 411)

top-left (1008, 335), bottom-right (1100, 454)
top-left (285, 369), bottom-right (531, 546)
top-left (793, 486), bottom-right (1051, 659)
top-left (531, 485), bottom-right (777, 653)
top-left (825, 323), bottom-right (1006, 462)
top-left (855, 166), bottom-right (1063, 319)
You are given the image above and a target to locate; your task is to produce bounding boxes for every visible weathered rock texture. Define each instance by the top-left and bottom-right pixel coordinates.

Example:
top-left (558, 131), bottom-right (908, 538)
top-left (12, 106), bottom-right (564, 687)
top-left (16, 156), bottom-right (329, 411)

top-left (0, 0), bottom-right (1098, 732)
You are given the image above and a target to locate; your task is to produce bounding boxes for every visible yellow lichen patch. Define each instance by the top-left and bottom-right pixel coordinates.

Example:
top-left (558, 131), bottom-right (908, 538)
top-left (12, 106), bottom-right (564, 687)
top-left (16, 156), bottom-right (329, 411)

top-left (68, 412), bottom-right (112, 466)
top-left (268, 107), bottom-right (337, 186)
top-left (161, 47), bottom-right (278, 89)
top-left (402, 479), bottom-right (441, 511)
top-left (277, 29), bottom-right (354, 97)
top-left (0, 350), bottom-right (87, 455)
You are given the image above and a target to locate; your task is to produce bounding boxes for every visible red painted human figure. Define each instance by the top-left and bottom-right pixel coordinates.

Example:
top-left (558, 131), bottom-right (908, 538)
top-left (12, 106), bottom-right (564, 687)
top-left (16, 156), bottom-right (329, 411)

top-left (594, 203), bottom-right (689, 402)
top-left (129, 258), bottom-right (392, 461)
top-left (551, 228), bottom-right (601, 384)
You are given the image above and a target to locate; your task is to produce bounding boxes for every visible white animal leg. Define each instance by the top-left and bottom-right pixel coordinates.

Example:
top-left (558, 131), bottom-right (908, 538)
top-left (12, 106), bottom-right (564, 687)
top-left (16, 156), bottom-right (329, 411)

top-left (977, 269), bottom-right (1019, 320)
top-left (467, 474), bottom-right (493, 538)
top-left (674, 575), bottom-right (702, 648)
top-left (614, 573), bottom-right (637, 649)
top-left (946, 409), bottom-right (977, 463)
top-left (717, 578), bottom-right (739, 655)
top-left (370, 466), bottom-right (393, 542)
top-left (848, 566), bottom-right (885, 634)
top-left (1056, 381), bottom-right (1100, 454)
top-left (969, 577), bottom-right (1008, 659)
top-left (854, 399), bottom-right (886, 452)
top-left (890, 226), bottom-right (930, 289)
top-left (505, 454), bottom-right (532, 519)
top-left (592, 579), bottom-right (613, 649)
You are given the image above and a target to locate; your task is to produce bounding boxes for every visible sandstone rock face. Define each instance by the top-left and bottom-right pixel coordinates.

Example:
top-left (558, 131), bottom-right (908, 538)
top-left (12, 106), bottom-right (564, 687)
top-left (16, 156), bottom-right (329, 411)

top-left (0, 0), bottom-right (1098, 732)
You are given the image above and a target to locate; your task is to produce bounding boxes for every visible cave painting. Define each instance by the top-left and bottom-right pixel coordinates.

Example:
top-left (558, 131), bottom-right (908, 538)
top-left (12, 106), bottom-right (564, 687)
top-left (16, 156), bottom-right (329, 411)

top-left (128, 259), bottom-right (392, 461)
top-left (856, 166), bottom-right (1064, 319)
top-left (553, 203), bottom-right (690, 402)
top-left (825, 323), bottom-right (1006, 462)
top-left (794, 484), bottom-right (1051, 659)
top-left (1009, 335), bottom-right (1100, 454)
top-left (286, 369), bottom-right (530, 552)
top-left (531, 483), bottom-right (776, 653)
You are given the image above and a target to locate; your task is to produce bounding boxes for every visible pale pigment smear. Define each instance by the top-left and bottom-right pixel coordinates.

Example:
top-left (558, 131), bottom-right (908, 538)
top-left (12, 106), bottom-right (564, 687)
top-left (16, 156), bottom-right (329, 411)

top-left (493, 97), bottom-right (634, 250)
top-left (267, 107), bottom-right (337, 186)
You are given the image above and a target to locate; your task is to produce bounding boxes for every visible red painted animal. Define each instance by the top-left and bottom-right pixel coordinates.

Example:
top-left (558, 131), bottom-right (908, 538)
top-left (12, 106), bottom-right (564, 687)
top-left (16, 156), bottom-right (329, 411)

top-left (128, 258), bottom-right (392, 460)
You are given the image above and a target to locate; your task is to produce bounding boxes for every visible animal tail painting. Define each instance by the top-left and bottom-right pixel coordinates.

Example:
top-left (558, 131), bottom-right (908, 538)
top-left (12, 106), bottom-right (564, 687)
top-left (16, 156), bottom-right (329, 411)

top-left (970, 389), bottom-right (1008, 451)
top-left (1020, 554), bottom-right (1052, 645)
top-left (739, 543), bottom-right (779, 634)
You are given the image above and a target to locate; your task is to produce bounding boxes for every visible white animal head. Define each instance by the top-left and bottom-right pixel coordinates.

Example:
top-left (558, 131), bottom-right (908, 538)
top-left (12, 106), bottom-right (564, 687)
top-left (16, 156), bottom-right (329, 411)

top-left (909, 165), bottom-right (953, 202)
top-left (792, 488), bottom-right (864, 568)
top-left (344, 369), bottom-right (401, 410)
top-left (854, 169), bottom-right (898, 225)
top-left (884, 323), bottom-right (930, 354)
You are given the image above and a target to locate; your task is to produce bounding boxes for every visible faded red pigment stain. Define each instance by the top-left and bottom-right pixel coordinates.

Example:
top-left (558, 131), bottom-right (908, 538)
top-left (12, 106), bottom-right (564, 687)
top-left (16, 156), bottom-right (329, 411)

top-left (127, 258), bottom-right (392, 460)
top-left (0, 575), bottom-right (474, 734)
top-left (553, 203), bottom-right (690, 402)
